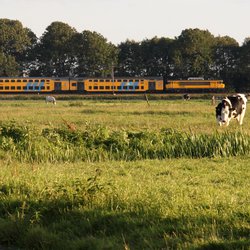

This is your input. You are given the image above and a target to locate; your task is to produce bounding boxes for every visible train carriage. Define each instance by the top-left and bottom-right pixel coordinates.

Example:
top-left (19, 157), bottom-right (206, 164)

top-left (83, 77), bottom-right (163, 93)
top-left (0, 77), bottom-right (54, 93)
top-left (165, 78), bottom-right (225, 93)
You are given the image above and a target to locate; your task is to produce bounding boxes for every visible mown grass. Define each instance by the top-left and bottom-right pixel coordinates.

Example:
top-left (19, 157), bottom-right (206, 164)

top-left (0, 98), bottom-right (231, 133)
top-left (0, 98), bottom-right (249, 249)
top-left (0, 158), bottom-right (249, 249)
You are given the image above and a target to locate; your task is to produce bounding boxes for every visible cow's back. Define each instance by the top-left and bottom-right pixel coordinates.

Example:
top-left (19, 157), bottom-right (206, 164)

top-left (228, 95), bottom-right (245, 114)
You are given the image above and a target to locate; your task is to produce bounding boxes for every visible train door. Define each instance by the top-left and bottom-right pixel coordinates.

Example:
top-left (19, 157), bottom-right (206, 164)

top-left (77, 81), bottom-right (85, 92)
top-left (54, 82), bottom-right (62, 92)
top-left (148, 81), bottom-right (156, 92)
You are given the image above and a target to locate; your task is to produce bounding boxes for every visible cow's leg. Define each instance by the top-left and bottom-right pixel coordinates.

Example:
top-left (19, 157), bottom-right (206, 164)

top-left (239, 111), bottom-right (246, 125)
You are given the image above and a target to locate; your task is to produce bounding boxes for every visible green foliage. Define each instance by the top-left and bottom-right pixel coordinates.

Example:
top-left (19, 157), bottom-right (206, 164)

top-left (0, 19), bottom-right (32, 56)
top-left (172, 28), bottom-right (216, 78)
top-left (74, 30), bottom-right (118, 77)
top-left (0, 19), bottom-right (34, 76)
top-left (0, 51), bottom-right (19, 76)
top-left (0, 121), bottom-right (250, 162)
top-left (34, 21), bottom-right (77, 76)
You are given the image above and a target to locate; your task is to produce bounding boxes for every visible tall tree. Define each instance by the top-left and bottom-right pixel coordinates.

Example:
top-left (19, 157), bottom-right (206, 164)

top-left (172, 28), bottom-right (215, 79)
top-left (234, 38), bottom-right (250, 91)
top-left (140, 37), bottom-right (174, 77)
top-left (74, 30), bottom-right (118, 77)
top-left (0, 50), bottom-right (19, 76)
top-left (0, 19), bottom-right (33, 76)
top-left (117, 40), bottom-right (142, 76)
top-left (212, 36), bottom-right (239, 90)
top-left (34, 21), bottom-right (77, 76)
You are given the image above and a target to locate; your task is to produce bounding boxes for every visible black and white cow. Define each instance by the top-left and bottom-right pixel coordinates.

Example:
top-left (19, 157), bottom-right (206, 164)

top-left (183, 94), bottom-right (191, 101)
top-left (216, 93), bottom-right (247, 126)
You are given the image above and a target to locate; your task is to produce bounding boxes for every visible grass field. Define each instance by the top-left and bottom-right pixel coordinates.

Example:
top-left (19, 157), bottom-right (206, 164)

top-left (0, 96), bottom-right (249, 249)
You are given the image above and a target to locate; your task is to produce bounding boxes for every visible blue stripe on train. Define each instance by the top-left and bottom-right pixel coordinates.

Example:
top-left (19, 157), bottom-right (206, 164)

top-left (24, 82), bottom-right (45, 91)
top-left (120, 82), bottom-right (139, 91)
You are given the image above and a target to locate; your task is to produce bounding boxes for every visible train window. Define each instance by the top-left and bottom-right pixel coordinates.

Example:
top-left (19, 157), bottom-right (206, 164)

top-left (89, 86), bottom-right (92, 90)
top-left (89, 80), bottom-right (93, 82)
top-left (35, 80), bottom-right (39, 82)
top-left (23, 86), bottom-right (28, 90)
top-left (11, 80), bottom-right (15, 82)
top-left (118, 86), bottom-right (122, 90)
top-left (117, 79), bottom-right (122, 82)
top-left (41, 79), bottom-right (45, 82)
top-left (29, 80), bottom-right (33, 82)
top-left (105, 79), bottom-right (110, 82)
top-left (105, 86), bottom-right (110, 89)
top-left (17, 86), bottom-right (21, 90)
top-left (72, 83), bottom-right (77, 87)
top-left (5, 80), bottom-right (9, 82)
top-left (11, 86), bottom-right (15, 90)
top-left (0, 86), bottom-right (3, 89)
top-left (123, 80), bottom-right (128, 82)
top-left (135, 86), bottom-right (139, 89)
top-left (46, 80), bottom-right (50, 82)
top-left (23, 80), bottom-right (27, 82)
top-left (5, 86), bottom-right (9, 90)
top-left (35, 86), bottom-right (39, 90)
top-left (0, 80), bottom-right (2, 82)
top-left (94, 80), bottom-right (98, 82)
top-left (94, 86), bottom-right (98, 90)
top-left (100, 80), bottom-right (104, 82)
top-left (123, 86), bottom-right (128, 90)
top-left (41, 86), bottom-right (45, 90)
top-left (29, 86), bottom-right (33, 90)
top-left (141, 86), bottom-right (144, 89)
top-left (100, 86), bottom-right (104, 89)
top-left (129, 86), bottom-right (133, 90)
top-left (46, 86), bottom-right (50, 90)
top-left (17, 80), bottom-right (21, 82)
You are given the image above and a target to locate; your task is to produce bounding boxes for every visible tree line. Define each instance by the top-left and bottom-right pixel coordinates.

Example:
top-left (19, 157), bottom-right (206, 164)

top-left (0, 18), bottom-right (250, 91)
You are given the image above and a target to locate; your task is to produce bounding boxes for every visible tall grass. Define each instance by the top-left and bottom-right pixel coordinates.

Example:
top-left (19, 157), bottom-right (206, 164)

top-left (0, 121), bottom-right (250, 163)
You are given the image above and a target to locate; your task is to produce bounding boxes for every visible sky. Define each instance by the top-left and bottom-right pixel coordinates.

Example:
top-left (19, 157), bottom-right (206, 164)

top-left (0, 0), bottom-right (249, 45)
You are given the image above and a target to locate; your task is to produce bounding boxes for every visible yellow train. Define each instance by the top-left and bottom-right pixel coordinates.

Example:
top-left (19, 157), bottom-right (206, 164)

top-left (0, 77), bottom-right (225, 93)
top-left (166, 78), bottom-right (225, 92)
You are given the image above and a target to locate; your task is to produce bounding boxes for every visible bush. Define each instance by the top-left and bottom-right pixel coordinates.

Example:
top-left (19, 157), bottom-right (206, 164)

top-left (0, 121), bottom-right (250, 163)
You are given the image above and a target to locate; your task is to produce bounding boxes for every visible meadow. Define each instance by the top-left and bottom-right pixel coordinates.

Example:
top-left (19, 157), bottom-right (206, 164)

top-left (0, 95), bottom-right (249, 249)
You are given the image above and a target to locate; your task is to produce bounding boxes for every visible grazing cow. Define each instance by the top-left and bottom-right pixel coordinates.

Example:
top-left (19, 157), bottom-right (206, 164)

top-left (183, 94), bottom-right (191, 101)
top-left (216, 93), bottom-right (247, 126)
top-left (45, 96), bottom-right (56, 105)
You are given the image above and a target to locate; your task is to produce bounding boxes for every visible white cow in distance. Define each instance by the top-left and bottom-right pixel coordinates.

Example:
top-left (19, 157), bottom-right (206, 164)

top-left (45, 96), bottom-right (56, 105)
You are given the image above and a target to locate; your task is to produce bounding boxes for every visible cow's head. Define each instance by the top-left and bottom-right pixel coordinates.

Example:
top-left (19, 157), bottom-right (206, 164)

top-left (216, 98), bottom-right (232, 126)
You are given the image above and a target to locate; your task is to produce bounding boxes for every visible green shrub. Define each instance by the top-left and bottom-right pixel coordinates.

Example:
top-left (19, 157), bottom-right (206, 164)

top-left (0, 121), bottom-right (250, 162)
